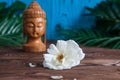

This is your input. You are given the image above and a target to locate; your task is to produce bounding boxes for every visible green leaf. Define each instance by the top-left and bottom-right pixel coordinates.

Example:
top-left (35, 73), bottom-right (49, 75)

top-left (0, 2), bottom-right (6, 10)
top-left (0, 1), bottom-right (26, 46)
top-left (57, 0), bottom-right (120, 49)
top-left (99, 37), bottom-right (120, 47)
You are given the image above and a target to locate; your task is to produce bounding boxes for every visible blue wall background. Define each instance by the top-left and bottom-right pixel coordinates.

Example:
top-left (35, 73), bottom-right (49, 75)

top-left (0, 0), bottom-right (103, 40)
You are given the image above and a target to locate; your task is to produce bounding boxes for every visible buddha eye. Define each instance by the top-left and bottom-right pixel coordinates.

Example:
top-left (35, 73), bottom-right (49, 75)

top-left (27, 23), bottom-right (34, 28)
top-left (37, 26), bottom-right (42, 28)
top-left (38, 23), bottom-right (42, 28)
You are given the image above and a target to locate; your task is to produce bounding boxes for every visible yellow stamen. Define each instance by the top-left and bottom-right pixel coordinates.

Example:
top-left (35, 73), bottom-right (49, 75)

top-left (57, 53), bottom-right (63, 62)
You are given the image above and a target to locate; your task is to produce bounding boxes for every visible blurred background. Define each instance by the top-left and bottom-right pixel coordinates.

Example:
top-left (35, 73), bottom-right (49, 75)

top-left (0, 0), bottom-right (120, 49)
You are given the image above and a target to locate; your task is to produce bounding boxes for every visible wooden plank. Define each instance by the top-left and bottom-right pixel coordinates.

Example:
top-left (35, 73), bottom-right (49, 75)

top-left (0, 65), bottom-right (120, 80)
top-left (0, 41), bottom-right (120, 80)
top-left (0, 46), bottom-right (120, 60)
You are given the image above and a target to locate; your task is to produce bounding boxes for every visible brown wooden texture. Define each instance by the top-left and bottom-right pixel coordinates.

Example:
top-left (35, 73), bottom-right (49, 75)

top-left (0, 41), bottom-right (120, 80)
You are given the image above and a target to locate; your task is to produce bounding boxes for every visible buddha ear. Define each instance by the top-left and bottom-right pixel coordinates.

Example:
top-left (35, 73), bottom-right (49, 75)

top-left (23, 23), bottom-right (27, 35)
top-left (43, 19), bottom-right (46, 46)
top-left (22, 24), bottom-right (27, 43)
top-left (43, 31), bottom-right (46, 45)
top-left (23, 27), bottom-right (27, 35)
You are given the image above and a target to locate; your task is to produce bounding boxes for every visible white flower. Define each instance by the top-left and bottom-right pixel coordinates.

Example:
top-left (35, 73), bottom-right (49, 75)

top-left (43, 40), bottom-right (85, 70)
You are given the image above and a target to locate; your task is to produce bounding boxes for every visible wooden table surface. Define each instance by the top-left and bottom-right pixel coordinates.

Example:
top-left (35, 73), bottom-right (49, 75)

top-left (0, 41), bottom-right (120, 80)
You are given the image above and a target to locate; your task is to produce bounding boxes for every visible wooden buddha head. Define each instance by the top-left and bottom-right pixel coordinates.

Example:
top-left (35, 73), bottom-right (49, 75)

top-left (23, 1), bottom-right (46, 52)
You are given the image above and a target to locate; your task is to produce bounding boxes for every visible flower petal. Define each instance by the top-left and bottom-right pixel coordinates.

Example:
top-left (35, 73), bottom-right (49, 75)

top-left (56, 40), bottom-right (67, 53)
top-left (66, 40), bottom-right (80, 50)
top-left (50, 76), bottom-right (63, 79)
top-left (64, 40), bottom-right (85, 66)
top-left (78, 50), bottom-right (85, 60)
top-left (47, 44), bottom-right (60, 55)
top-left (43, 61), bottom-right (56, 69)
top-left (43, 60), bottom-right (64, 70)
top-left (43, 54), bottom-right (56, 63)
top-left (66, 40), bottom-right (85, 59)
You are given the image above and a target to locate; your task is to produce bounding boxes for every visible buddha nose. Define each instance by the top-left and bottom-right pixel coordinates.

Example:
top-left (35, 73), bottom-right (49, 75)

top-left (34, 27), bottom-right (37, 32)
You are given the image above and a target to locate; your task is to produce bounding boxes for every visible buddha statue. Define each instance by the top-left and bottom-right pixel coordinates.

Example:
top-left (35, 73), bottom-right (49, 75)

top-left (23, 1), bottom-right (46, 52)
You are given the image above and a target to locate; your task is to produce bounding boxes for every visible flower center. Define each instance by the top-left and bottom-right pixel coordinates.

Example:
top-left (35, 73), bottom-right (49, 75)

top-left (57, 53), bottom-right (63, 63)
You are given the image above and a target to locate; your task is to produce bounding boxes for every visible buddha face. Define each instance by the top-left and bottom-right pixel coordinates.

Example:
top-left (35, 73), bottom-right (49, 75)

top-left (24, 18), bottom-right (46, 38)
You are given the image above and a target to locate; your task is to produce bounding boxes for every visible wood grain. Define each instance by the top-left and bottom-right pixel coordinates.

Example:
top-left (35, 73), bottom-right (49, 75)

top-left (0, 42), bottom-right (120, 80)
